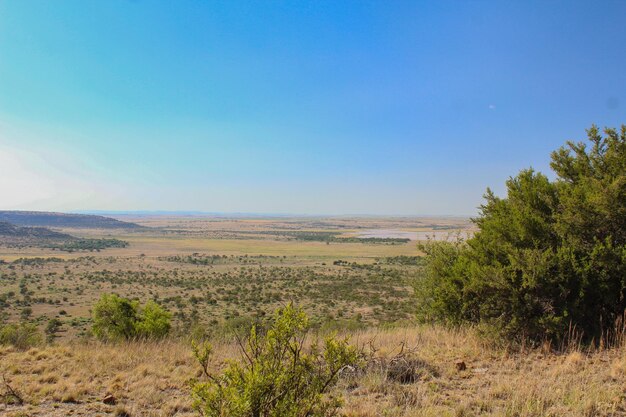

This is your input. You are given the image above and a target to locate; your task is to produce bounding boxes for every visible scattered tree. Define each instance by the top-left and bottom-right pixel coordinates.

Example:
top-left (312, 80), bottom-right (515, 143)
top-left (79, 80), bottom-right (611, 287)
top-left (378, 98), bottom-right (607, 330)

top-left (92, 294), bottom-right (171, 341)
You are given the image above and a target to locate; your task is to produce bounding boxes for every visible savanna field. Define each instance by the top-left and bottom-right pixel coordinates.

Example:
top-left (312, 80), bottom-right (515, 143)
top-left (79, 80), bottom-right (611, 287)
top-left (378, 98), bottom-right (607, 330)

top-left (3, 0), bottom-right (626, 415)
top-left (3, 321), bottom-right (626, 416)
top-left (2, 212), bottom-right (626, 417)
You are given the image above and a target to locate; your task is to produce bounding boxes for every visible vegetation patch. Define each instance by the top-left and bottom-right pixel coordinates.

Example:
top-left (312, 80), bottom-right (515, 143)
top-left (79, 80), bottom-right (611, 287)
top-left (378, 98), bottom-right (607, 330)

top-left (191, 304), bottom-right (359, 417)
top-left (416, 125), bottom-right (626, 344)
top-left (49, 238), bottom-right (129, 252)
top-left (92, 294), bottom-right (171, 340)
top-left (254, 230), bottom-right (411, 244)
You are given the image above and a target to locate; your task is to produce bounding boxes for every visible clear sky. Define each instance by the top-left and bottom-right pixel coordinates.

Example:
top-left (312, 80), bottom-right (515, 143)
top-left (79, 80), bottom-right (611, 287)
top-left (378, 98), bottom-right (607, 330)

top-left (0, 1), bottom-right (625, 215)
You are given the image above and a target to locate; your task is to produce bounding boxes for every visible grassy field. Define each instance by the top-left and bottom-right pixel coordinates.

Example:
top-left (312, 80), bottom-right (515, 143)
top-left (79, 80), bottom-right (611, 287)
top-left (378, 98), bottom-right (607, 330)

top-left (13, 215), bottom-right (617, 416)
top-left (9, 214), bottom-right (622, 416)
top-left (2, 325), bottom-right (625, 416)
top-left (0, 236), bottom-right (419, 262)
top-left (1, 216), bottom-right (463, 340)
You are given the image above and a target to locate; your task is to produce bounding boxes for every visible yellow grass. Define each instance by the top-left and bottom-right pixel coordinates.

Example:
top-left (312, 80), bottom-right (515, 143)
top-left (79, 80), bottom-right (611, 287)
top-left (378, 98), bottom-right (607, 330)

top-left (0, 236), bottom-right (419, 262)
top-left (2, 325), bottom-right (626, 417)
top-left (0, 215), bottom-right (469, 261)
top-left (120, 236), bottom-right (420, 259)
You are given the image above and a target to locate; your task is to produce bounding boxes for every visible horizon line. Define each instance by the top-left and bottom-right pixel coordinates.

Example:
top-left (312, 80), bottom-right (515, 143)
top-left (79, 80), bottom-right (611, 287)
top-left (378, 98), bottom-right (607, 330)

top-left (71, 209), bottom-right (475, 219)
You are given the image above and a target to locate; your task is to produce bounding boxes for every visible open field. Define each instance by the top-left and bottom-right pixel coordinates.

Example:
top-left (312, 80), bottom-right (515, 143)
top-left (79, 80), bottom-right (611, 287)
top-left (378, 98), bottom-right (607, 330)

top-left (2, 215), bottom-right (624, 416)
top-left (0, 236), bottom-right (420, 261)
top-left (12, 214), bottom-right (622, 416)
top-left (0, 215), bottom-right (471, 261)
top-left (0, 216), bottom-right (471, 340)
top-left (3, 325), bottom-right (626, 417)
top-left (3, 1), bottom-right (623, 415)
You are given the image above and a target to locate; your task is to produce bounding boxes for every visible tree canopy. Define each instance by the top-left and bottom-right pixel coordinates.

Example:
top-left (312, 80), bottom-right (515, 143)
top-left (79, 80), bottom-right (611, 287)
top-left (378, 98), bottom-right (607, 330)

top-left (92, 294), bottom-right (171, 341)
top-left (417, 125), bottom-right (626, 343)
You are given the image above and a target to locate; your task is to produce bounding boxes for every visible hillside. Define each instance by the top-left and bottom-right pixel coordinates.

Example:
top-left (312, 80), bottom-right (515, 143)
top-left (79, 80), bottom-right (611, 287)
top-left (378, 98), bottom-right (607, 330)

top-left (0, 211), bottom-right (142, 229)
top-left (0, 222), bottom-right (73, 239)
top-left (0, 221), bottom-right (129, 252)
top-left (2, 326), bottom-right (624, 417)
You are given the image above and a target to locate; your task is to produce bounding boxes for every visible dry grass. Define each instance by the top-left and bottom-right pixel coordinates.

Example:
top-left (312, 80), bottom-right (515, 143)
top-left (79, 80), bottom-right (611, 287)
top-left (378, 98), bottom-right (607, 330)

top-left (0, 236), bottom-right (421, 262)
top-left (0, 340), bottom-right (199, 416)
top-left (2, 325), bottom-right (626, 416)
top-left (0, 215), bottom-right (469, 261)
top-left (0, 216), bottom-right (618, 415)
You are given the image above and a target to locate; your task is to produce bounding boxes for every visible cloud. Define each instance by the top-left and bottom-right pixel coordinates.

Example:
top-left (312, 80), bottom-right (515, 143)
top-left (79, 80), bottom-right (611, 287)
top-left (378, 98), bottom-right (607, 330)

top-left (0, 143), bottom-right (98, 210)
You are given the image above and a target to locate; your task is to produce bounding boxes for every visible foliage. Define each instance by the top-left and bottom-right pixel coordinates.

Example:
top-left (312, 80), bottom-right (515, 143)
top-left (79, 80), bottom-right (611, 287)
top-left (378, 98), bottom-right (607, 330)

top-left (52, 238), bottom-right (129, 252)
top-left (191, 303), bottom-right (360, 417)
top-left (135, 300), bottom-right (172, 338)
top-left (92, 294), bottom-right (171, 341)
top-left (0, 255), bottom-right (416, 341)
top-left (383, 255), bottom-right (425, 266)
top-left (0, 322), bottom-right (41, 350)
top-left (45, 318), bottom-right (62, 343)
top-left (254, 230), bottom-right (410, 244)
top-left (416, 125), bottom-right (626, 343)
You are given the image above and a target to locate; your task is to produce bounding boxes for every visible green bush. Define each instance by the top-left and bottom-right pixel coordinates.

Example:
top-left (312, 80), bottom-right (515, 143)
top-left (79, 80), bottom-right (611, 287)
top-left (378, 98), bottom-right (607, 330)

top-left (191, 303), bottom-right (359, 417)
top-left (92, 294), bottom-right (171, 341)
top-left (45, 318), bottom-right (62, 343)
top-left (0, 322), bottom-right (42, 350)
top-left (135, 300), bottom-right (172, 338)
top-left (416, 125), bottom-right (626, 343)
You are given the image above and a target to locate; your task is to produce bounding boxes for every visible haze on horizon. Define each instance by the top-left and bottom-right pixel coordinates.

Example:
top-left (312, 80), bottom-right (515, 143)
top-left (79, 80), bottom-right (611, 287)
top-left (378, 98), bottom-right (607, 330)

top-left (1, 1), bottom-right (625, 216)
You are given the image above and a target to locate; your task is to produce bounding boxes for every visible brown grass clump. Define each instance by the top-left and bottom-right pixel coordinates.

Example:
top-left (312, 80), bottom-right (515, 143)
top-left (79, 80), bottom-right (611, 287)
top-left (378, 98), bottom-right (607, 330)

top-left (0, 340), bottom-right (200, 416)
top-left (2, 325), bottom-right (626, 416)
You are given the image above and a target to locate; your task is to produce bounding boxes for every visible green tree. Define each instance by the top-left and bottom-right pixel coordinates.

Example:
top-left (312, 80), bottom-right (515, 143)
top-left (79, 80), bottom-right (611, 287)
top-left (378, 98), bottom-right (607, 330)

top-left (92, 294), bottom-right (139, 340)
top-left (135, 300), bottom-right (171, 338)
top-left (92, 294), bottom-right (171, 341)
top-left (191, 303), bottom-right (359, 417)
top-left (416, 125), bottom-right (626, 343)
top-left (550, 125), bottom-right (626, 337)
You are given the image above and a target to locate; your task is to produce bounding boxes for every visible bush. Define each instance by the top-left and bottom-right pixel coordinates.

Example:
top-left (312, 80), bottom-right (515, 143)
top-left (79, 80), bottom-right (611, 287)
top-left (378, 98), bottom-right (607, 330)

top-left (45, 318), bottom-right (62, 343)
top-left (0, 322), bottom-right (42, 350)
top-left (135, 300), bottom-right (172, 338)
top-left (92, 294), bottom-right (171, 341)
top-left (191, 303), bottom-right (359, 417)
top-left (416, 125), bottom-right (626, 344)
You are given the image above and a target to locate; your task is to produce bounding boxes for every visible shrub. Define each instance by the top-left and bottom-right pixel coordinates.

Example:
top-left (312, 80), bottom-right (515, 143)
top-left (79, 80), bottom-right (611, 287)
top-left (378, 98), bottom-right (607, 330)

top-left (135, 300), bottom-right (172, 338)
top-left (416, 125), bottom-right (626, 344)
top-left (45, 318), bottom-right (62, 343)
top-left (191, 303), bottom-right (359, 417)
top-left (92, 294), bottom-right (171, 341)
top-left (92, 294), bottom-right (139, 340)
top-left (0, 322), bottom-right (42, 350)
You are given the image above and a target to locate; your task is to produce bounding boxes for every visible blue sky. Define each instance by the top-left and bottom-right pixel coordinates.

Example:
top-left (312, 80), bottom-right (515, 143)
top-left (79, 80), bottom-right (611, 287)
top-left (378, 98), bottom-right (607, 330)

top-left (0, 1), bottom-right (624, 215)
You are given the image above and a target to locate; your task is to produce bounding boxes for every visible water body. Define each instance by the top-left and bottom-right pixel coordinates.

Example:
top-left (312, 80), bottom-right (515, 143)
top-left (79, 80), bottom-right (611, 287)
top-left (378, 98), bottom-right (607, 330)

top-left (355, 229), bottom-right (471, 241)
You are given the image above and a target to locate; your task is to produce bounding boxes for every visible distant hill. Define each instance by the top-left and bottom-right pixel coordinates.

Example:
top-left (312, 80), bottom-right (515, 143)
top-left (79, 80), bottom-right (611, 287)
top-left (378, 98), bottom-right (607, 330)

top-left (0, 211), bottom-right (142, 229)
top-left (0, 221), bottom-right (73, 239)
top-left (0, 221), bottom-right (129, 252)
